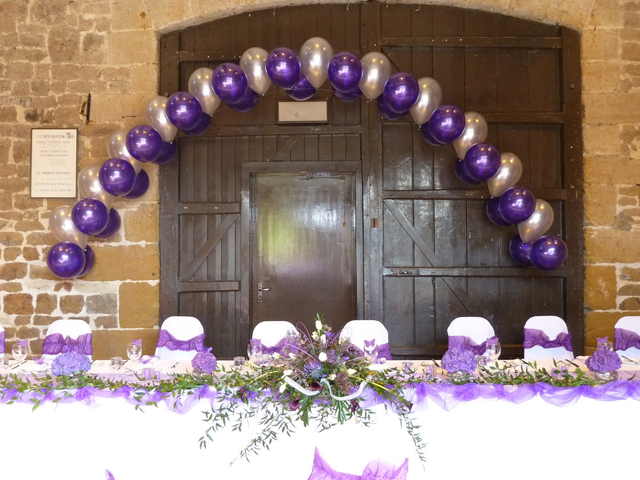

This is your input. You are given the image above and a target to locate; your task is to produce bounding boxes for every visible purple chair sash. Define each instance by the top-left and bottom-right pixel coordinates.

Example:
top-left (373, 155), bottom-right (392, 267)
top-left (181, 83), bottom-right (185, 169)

top-left (255, 338), bottom-right (299, 355)
top-left (523, 329), bottom-right (573, 352)
top-left (448, 335), bottom-right (498, 356)
top-left (0, 330), bottom-right (4, 354)
top-left (376, 343), bottom-right (392, 361)
top-left (42, 332), bottom-right (93, 355)
top-left (156, 329), bottom-right (205, 352)
top-left (308, 448), bottom-right (408, 480)
top-left (615, 328), bottom-right (640, 351)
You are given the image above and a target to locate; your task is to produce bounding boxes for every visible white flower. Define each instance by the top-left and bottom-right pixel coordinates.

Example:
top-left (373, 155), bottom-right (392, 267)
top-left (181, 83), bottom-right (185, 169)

top-left (318, 352), bottom-right (327, 362)
top-left (315, 320), bottom-right (323, 330)
top-left (320, 334), bottom-right (327, 343)
top-left (289, 353), bottom-right (296, 359)
top-left (347, 368), bottom-right (356, 375)
top-left (279, 383), bottom-right (287, 393)
top-left (312, 332), bottom-right (319, 340)
top-left (283, 369), bottom-right (292, 376)
top-left (328, 373), bottom-right (336, 381)
top-left (273, 352), bottom-right (281, 359)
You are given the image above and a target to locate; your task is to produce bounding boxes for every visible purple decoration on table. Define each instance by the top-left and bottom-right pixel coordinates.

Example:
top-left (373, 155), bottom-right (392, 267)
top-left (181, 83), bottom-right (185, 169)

top-left (287, 75), bottom-right (316, 101)
top-left (308, 448), bottom-right (409, 480)
top-left (124, 170), bottom-right (150, 199)
top-left (125, 125), bottom-right (163, 163)
top-left (72, 198), bottom-right (109, 236)
top-left (17, 339), bottom-right (28, 348)
top-left (441, 345), bottom-right (478, 374)
top-left (377, 95), bottom-right (404, 121)
top-left (334, 86), bottom-right (362, 102)
top-left (419, 121), bottom-right (443, 147)
top-left (486, 197), bottom-right (511, 226)
top-left (585, 345), bottom-right (622, 373)
top-left (228, 88), bottom-right (258, 113)
top-left (498, 186), bottom-right (536, 224)
top-left (106, 470), bottom-right (115, 480)
top-left (428, 105), bottom-right (465, 144)
top-left (214, 63), bottom-right (249, 104)
top-left (51, 351), bottom-right (91, 376)
top-left (383, 72), bottom-right (419, 114)
top-left (464, 143), bottom-right (501, 182)
top-left (99, 158), bottom-right (137, 196)
top-left (77, 245), bottom-right (95, 277)
top-left (191, 347), bottom-right (217, 375)
top-left (43, 332), bottom-right (93, 356)
top-left (153, 141), bottom-right (177, 166)
top-left (184, 113), bottom-right (212, 135)
top-left (94, 208), bottom-right (121, 239)
top-left (615, 328), bottom-right (640, 351)
top-left (157, 329), bottom-right (205, 352)
top-left (455, 159), bottom-right (481, 186)
top-left (47, 242), bottom-right (86, 278)
top-left (509, 235), bottom-right (533, 266)
top-left (166, 91), bottom-right (203, 131)
top-left (266, 48), bottom-right (301, 90)
top-left (448, 335), bottom-right (499, 357)
top-left (531, 235), bottom-right (567, 271)
top-left (523, 329), bottom-right (573, 351)
top-left (328, 52), bottom-right (362, 93)
top-left (132, 339), bottom-right (142, 347)
top-left (0, 330), bottom-right (5, 354)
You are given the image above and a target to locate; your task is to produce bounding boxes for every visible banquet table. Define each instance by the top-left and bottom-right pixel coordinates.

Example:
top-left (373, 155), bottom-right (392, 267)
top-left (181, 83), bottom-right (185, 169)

top-left (1, 358), bottom-right (639, 480)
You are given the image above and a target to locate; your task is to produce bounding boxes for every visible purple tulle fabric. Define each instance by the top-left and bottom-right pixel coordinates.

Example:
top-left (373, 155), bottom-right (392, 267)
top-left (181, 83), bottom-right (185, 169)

top-left (375, 343), bottom-right (392, 361)
top-left (448, 335), bottom-right (498, 356)
top-left (156, 330), bottom-right (205, 352)
top-left (42, 333), bottom-right (92, 355)
top-left (615, 328), bottom-right (640, 351)
top-left (256, 338), bottom-right (299, 355)
top-left (523, 329), bottom-right (573, 351)
top-left (0, 330), bottom-right (4, 354)
top-left (307, 448), bottom-right (408, 480)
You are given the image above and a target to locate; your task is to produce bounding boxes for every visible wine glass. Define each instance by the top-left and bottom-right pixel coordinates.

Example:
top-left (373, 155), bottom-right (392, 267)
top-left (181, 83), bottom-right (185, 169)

top-left (485, 342), bottom-right (501, 364)
top-left (12, 343), bottom-right (28, 364)
top-left (597, 339), bottom-right (613, 351)
top-left (247, 341), bottom-right (262, 364)
top-left (126, 343), bottom-right (142, 364)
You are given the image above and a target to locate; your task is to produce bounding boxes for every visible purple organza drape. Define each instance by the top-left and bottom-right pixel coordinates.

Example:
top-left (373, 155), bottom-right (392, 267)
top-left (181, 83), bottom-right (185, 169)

top-left (376, 343), bottom-right (392, 361)
top-left (523, 329), bottom-right (573, 351)
top-left (448, 335), bottom-right (498, 356)
top-left (0, 330), bottom-right (4, 354)
top-left (42, 332), bottom-right (92, 355)
top-left (615, 328), bottom-right (640, 351)
top-left (156, 330), bottom-right (205, 352)
top-left (307, 448), bottom-right (408, 480)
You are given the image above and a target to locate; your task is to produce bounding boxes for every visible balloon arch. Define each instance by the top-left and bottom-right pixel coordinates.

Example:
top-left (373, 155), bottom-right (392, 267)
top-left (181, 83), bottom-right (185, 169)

top-left (46, 37), bottom-right (568, 279)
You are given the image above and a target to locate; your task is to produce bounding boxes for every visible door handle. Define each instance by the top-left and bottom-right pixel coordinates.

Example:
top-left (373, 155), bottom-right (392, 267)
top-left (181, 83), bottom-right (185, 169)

top-left (258, 282), bottom-right (271, 303)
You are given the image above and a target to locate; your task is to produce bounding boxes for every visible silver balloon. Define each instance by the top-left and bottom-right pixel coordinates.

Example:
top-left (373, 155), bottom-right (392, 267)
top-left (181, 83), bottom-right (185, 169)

top-left (299, 37), bottom-right (334, 89)
top-left (518, 199), bottom-right (554, 243)
top-left (145, 96), bottom-right (178, 142)
top-left (50, 205), bottom-right (88, 249)
top-left (187, 68), bottom-right (221, 116)
top-left (359, 52), bottom-right (392, 100)
top-left (409, 77), bottom-right (442, 125)
top-left (453, 112), bottom-right (488, 159)
top-left (107, 129), bottom-right (142, 174)
top-left (240, 47), bottom-right (271, 95)
top-left (78, 165), bottom-right (114, 210)
top-left (487, 152), bottom-right (523, 197)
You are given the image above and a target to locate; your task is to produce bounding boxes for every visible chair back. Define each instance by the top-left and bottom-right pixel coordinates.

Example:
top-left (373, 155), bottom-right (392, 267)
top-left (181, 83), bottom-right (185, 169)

top-left (615, 316), bottom-right (640, 358)
top-left (523, 315), bottom-right (573, 360)
top-left (0, 324), bottom-right (5, 357)
top-left (339, 320), bottom-right (392, 360)
top-left (42, 319), bottom-right (92, 361)
top-left (155, 316), bottom-right (206, 361)
top-left (447, 317), bottom-right (495, 345)
top-left (251, 321), bottom-right (298, 354)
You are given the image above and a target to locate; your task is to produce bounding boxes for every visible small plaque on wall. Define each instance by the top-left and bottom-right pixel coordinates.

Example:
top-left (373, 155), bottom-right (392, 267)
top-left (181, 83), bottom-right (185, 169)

top-left (30, 128), bottom-right (78, 198)
top-left (278, 101), bottom-right (328, 123)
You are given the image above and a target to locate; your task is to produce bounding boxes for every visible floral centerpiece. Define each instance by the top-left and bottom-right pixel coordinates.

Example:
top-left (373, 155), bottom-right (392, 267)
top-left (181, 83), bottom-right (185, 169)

top-left (585, 343), bottom-right (622, 382)
top-left (51, 351), bottom-right (91, 377)
top-left (441, 345), bottom-right (477, 383)
top-left (191, 348), bottom-right (217, 375)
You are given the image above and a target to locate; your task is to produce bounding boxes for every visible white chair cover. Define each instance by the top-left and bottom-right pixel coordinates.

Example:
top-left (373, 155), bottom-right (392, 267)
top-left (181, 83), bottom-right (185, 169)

top-left (339, 320), bottom-right (391, 359)
top-left (251, 321), bottom-right (298, 349)
top-left (523, 315), bottom-right (573, 360)
top-left (0, 324), bottom-right (5, 358)
top-left (615, 316), bottom-right (640, 358)
top-left (155, 316), bottom-right (205, 361)
top-left (42, 319), bottom-right (92, 361)
top-left (447, 317), bottom-right (495, 345)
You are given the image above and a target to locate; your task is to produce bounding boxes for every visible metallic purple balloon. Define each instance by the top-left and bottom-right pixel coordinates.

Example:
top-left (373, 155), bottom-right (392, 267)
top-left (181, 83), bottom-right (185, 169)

top-left (266, 48), bottom-right (301, 90)
top-left (383, 73), bottom-right (419, 114)
top-left (185, 113), bottom-right (212, 135)
top-left (531, 235), bottom-right (567, 271)
top-left (377, 95), bottom-right (404, 121)
top-left (334, 86), bottom-right (361, 102)
top-left (214, 63), bottom-right (248, 105)
top-left (420, 121), bottom-right (443, 146)
top-left (486, 196), bottom-right (511, 226)
top-left (428, 105), bottom-right (466, 144)
top-left (229, 88), bottom-right (258, 113)
top-left (72, 198), bottom-right (109, 236)
top-left (47, 242), bottom-right (85, 278)
top-left (287, 75), bottom-right (316, 101)
top-left (153, 141), bottom-right (177, 166)
top-left (99, 158), bottom-right (136, 197)
top-left (166, 92), bottom-right (203, 131)
top-left (509, 235), bottom-right (533, 267)
top-left (124, 170), bottom-right (150, 199)
top-left (455, 159), bottom-right (481, 186)
top-left (464, 143), bottom-right (501, 182)
top-left (499, 187), bottom-right (536, 225)
top-left (94, 208), bottom-right (121, 239)
top-left (328, 52), bottom-right (362, 93)
top-left (125, 125), bottom-right (163, 162)
top-left (77, 245), bottom-right (95, 277)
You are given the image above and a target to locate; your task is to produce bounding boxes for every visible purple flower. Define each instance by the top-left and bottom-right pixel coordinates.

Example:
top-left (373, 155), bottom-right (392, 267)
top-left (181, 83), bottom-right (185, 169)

top-left (308, 380), bottom-right (322, 391)
top-left (51, 351), bottom-right (91, 376)
top-left (191, 348), bottom-right (217, 375)
top-left (441, 346), bottom-right (477, 374)
top-left (350, 399), bottom-right (359, 413)
top-left (304, 360), bottom-right (323, 379)
top-left (585, 346), bottom-right (622, 373)
top-left (288, 397), bottom-right (301, 410)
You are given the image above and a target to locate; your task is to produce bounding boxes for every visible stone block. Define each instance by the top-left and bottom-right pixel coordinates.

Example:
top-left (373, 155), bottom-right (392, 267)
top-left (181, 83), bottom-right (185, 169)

top-left (585, 311), bottom-right (627, 347)
top-left (0, 192), bottom-right (11, 210)
top-left (22, 247), bottom-right (38, 261)
top-left (124, 203), bottom-right (159, 242)
top-left (2, 248), bottom-right (20, 261)
top-left (111, 0), bottom-right (152, 30)
top-left (620, 297), bottom-right (640, 310)
top-left (584, 156), bottom-right (640, 185)
top-left (0, 232), bottom-right (23, 246)
top-left (26, 232), bottom-right (56, 245)
top-left (35, 293), bottom-right (57, 314)
top-left (582, 28), bottom-right (620, 61)
top-left (587, 0), bottom-right (623, 27)
top-left (29, 265), bottom-right (58, 281)
top-left (583, 124), bottom-right (620, 155)
top-left (82, 245), bottom-right (159, 281)
top-left (60, 295), bottom-right (84, 314)
top-left (0, 106), bottom-right (17, 122)
top-left (4, 293), bottom-right (34, 315)
top-left (47, 25), bottom-right (80, 63)
top-left (95, 315), bottom-right (118, 329)
top-left (6, 61), bottom-right (33, 80)
top-left (0, 262), bottom-right (27, 281)
top-left (0, 283), bottom-right (22, 292)
top-left (622, 41), bottom-right (640, 61)
top-left (14, 316), bottom-right (31, 326)
top-left (92, 93), bottom-right (151, 123)
top-left (620, 266), bottom-right (640, 282)
top-left (119, 282), bottom-right (159, 328)
top-left (129, 64), bottom-right (158, 93)
top-left (106, 30), bottom-right (157, 65)
top-left (30, 0), bottom-right (69, 23)
top-left (86, 293), bottom-right (117, 314)
top-left (54, 282), bottom-right (73, 292)
top-left (619, 185), bottom-right (640, 197)
top-left (33, 315), bottom-right (62, 325)
top-left (584, 92), bottom-right (640, 124)
top-left (16, 326), bottom-right (39, 339)
top-left (619, 284), bottom-right (640, 295)
top-left (584, 265), bottom-right (617, 310)
top-left (92, 329), bottom-right (159, 359)
top-left (584, 183), bottom-right (616, 226)
top-left (144, 0), bottom-right (192, 30)
top-left (0, 176), bottom-right (28, 193)
top-left (15, 220), bottom-right (44, 232)
top-left (585, 228), bottom-right (640, 263)
top-left (619, 197), bottom-right (638, 206)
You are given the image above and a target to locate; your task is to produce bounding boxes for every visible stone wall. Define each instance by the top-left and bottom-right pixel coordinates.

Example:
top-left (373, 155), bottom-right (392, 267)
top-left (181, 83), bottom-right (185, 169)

top-left (0, 0), bottom-right (638, 357)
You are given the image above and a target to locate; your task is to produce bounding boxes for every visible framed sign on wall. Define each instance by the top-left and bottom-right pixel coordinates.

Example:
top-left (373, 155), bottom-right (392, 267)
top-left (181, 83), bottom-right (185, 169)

top-left (30, 128), bottom-right (78, 198)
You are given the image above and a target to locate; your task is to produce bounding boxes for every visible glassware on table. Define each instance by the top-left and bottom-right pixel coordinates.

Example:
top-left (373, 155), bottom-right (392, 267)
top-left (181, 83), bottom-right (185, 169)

top-left (597, 339), bottom-right (614, 351)
top-left (233, 356), bottom-right (246, 370)
top-left (12, 343), bottom-right (28, 363)
top-left (485, 342), bottom-right (501, 363)
top-left (126, 343), bottom-right (142, 363)
top-left (247, 341), bottom-right (262, 364)
top-left (110, 356), bottom-right (124, 370)
top-left (364, 340), bottom-right (379, 364)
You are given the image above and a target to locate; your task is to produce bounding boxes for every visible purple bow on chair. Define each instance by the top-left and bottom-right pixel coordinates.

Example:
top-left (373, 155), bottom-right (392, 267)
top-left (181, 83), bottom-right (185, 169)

top-left (0, 330), bottom-right (5, 354)
top-left (523, 329), bottom-right (573, 352)
top-left (448, 335), bottom-right (498, 356)
top-left (132, 339), bottom-right (142, 347)
top-left (253, 337), bottom-right (300, 355)
top-left (308, 448), bottom-right (408, 480)
top-left (42, 333), bottom-right (93, 355)
top-left (156, 330), bottom-right (205, 352)
top-left (363, 339), bottom-right (392, 361)
top-left (17, 339), bottom-right (28, 348)
top-left (614, 328), bottom-right (640, 351)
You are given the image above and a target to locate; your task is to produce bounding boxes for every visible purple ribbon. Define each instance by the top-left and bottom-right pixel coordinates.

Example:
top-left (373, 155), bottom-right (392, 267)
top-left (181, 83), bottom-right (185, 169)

top-left (156, 330), bottom-right (205, 352)
top-left (523, 329), bottom-right (573, 352)
top-left (448, 335), bottom-right (498, 356)
top-left (42, 333), bottom-right (93, 355)
top-left (254, 338), bottom-right (298, 355)
top-left (131, 339), bottom-right (142, 347)
top-left (106, 469), bottom-right (115, 480)
top-left (615, 328), bottom-right (640, 351)
top-left (17, 339), bottom-right (28, 348)
top-left (308, 448), bottom-right (409, 480)
top-left (0, 330), bottom-right (4, 354)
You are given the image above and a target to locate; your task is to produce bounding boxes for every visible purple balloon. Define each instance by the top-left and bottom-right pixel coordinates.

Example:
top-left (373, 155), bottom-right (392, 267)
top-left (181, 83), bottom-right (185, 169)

top-left (214, 63), bottom-right (248, 104)
top-left (77, 245), bottom-right (95, 277)
top-left (184, 113), bottom-right (212, 135)
top-left (486, 197), bottom-right (511, 226)
top-left (377, 95), bottom-right (404, 121)
top-left (153, 141), bottom-right (177, 166)
top-left (499, 187), bottom-right (536, 224)
top-left (531, 235), bottom-right (567, 271)
top-left (328, 52), bottom-right (362, 93)
top-left (428, 105), bottom-right (466, 144)
top-left (124, 170), bottom-right (150, 199)
top-left (455, 159), bottom-right (482, 186)
top-left (94, 208), bottom-right (121, 239)
top-left (420, 122), bottom-right (443, 146)
top-left (334, 86), bottom-right (361, 102)
top-left (125, 125), bottom-right (163, 162)
top-left (47, 242), bottom-right (85, 279)
top-left (166, 92), bottom-right (203, 131)
top-left (99, 158), bottom-right (136, 197)
top-left (383, 73), bottom-right (419, 114)
top-left (287, 75), bottom-right (316, 101)
top-left (229, 88), bottom-right (258, 113)
top-left (464, 143), bottom-right (501, 182)
top-left (266, 48), bottom-right (301, 90)
top-left (71, 198), bottom-right (109, 236)
top-left (509, 235), bottom-right (533, 267)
